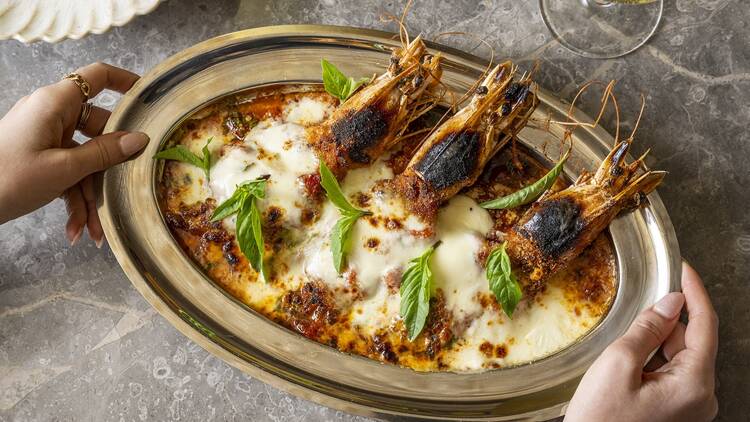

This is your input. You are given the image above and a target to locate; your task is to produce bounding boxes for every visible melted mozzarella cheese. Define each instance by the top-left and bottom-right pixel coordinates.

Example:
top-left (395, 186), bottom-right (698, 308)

top-left (340, 159), bottom-right (394, 196)
top-left (181, 121), bottom-right (227, 155)
top-left (298, 203), bottom-right (345, 287)
top-left (342, 160), bottom-right (429, 297)
top-left (346, 194), bottom-right (495, 336)
top-left (445, 285), bottom-right (592, 371)
top-left (172, 162), bottom-right (211, 205)
top-left (168, 121), bottom-right (227, 205)
top-left (284, 97), bottom-right (331, 125)
top-left (350, 278), bottom-right (402, 335)
top-left (209, 146), bottom-right (256, 204)
top-left (348, 213), bottom-right (430, 297)
top-left (209, 99), bottom-right (328, 229)
top-left (432, 196), bottom-right (494, 321)
top-left (288, 159), bottom-right (428, 301)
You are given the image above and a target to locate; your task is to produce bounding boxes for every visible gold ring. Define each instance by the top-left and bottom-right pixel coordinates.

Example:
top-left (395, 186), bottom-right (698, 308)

top-left (77, 102), bottom-right (93, 130)
top-left (63, 73), bottom-right (91, 101)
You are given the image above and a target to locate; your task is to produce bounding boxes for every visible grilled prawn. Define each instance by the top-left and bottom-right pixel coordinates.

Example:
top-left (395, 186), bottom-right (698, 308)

top-left (310, 35), bottom-right (442, 178)
top-left (391, 62), bottom-right (537, 220)
top-left (506, 140), bottom-right (666, 281)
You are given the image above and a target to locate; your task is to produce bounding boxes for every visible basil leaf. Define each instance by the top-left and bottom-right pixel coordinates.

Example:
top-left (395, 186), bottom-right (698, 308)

top-left (242, 179), bottom-right (267, 199)
top-left (480, 151), bottom-right (569, 210)
top-left (400, 242), bottom-right (440, 341)
top-left (249, 197), bottom-right (266, 281)
top-left (236, 195), bottom-right (266, 281)
top-left (319, 161), bottom-right (365, 214)
top-left (153, 145), bottom-right (203, 167)
top-left (330, 213), bottom-right (360, 273)
top-left (486, 242), bottom-right (523, 318)
top-left (211, 177), bottom-right (268, 281)
top-left (343, 77), bottom-right (370, 100)
top-left (321, 59), bottom-right (368, 101)
top-left (210, 177), bottom-right (267, 222)
top-left (210, 192), bottom-right (244, 222)
top-left (319, 161), bottom-right (370, 273)
top-left (153, 138), bottom-right (213, 181)
top-left (201, 137), bottom-right (213, 180)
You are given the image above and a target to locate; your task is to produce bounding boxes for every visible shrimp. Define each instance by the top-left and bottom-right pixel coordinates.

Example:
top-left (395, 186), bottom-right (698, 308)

top-left (309, 35), bottom-right (443, 178)
top-left (390, 62), bottom-right (538, 220)
top-left (505, 138), bottom-right (666, 281)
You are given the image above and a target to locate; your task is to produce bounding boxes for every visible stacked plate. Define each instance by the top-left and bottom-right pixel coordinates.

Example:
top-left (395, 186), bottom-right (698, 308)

top-left (0, 0), bottom-right (161, 43)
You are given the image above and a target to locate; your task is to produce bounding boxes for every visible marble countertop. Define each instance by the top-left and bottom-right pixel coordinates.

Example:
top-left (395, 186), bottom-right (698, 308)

top-left (1, 1), bottom-right (747, 420)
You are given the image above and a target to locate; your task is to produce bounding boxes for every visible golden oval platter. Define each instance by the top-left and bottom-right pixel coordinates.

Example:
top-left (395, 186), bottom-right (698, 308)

top-left (99, 25), bottom-right (680, 421)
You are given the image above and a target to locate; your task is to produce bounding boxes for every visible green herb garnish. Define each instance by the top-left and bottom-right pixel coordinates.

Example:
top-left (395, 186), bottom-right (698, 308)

top-left (480, 151), bottom-right (569, 210)
top-left (321, 59), bottom-right (370, 102)
top-left (154, 137), bottom-right (213, 181)
top-left (486, 242), bottom-right (522, 318)
top-left (400, 242), bottom-right (441, 341)
top-left (210, 177), bottom-right (268, 281)
top-left (318, 161), bottom-right (371, 273)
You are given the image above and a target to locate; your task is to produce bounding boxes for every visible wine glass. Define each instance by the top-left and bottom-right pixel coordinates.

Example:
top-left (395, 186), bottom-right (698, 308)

top-left (539, 0), bottom-right (663, 59)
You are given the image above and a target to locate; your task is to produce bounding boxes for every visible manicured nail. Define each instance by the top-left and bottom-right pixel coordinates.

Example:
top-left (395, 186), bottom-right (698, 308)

top-left (70, 226), bottom-right (84, 247)
top-left (95, 237), bottom-right (105, 249)
top-left (118, 132), bottom-right (149, 156)
top-left (653, 292), bottom-right (685, 319)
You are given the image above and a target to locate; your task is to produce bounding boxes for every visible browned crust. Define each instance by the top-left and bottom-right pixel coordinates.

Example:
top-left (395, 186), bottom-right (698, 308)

top-left (387, 169), bottom-right (441, 222)
top-left (281, 281), bottom-right (341, 341)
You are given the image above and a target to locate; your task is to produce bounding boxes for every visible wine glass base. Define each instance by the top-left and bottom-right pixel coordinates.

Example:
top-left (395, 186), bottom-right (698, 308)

top-left (539, 0), bottom-right (663, 59)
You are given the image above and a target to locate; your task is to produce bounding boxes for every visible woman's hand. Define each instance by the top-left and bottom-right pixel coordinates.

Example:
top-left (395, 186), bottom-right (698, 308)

top-left (0, 62), bottom-right (149, 246)
top-left (565, 262), bottom-right (719, 422)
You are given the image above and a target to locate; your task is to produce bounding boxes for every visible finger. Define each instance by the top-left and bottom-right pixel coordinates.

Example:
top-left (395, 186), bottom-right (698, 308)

top-left (26, 63), bottom-right (137, 127)
top-left (682, 262), bottom-right (719, 361)
top-left (612, 292), bottom-right (685, 366)
top-left (79, 105), bottom-right (111, 138)
top-left (81, 174), bottom-right (104, 248)
top-left (42, 131), bottom-right (149, 187)
top-left (60, 62), bottom-right (140, 103)
top-left (643, 351), bottom-right (668, 372)
top-left (62, 186), bottom-right (87, 246)
top-left (50, 63), bottom-right (139, 128)
top-left (11, 95), bottom-right (29, 110)
top-left (662, 321), bottom-right (687, 361)
top-left (62, 136), bottom-right (77, 148)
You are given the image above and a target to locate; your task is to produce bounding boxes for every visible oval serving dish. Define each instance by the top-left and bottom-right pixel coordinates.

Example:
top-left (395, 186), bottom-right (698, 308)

top-left (99, 25), bottom-right (680, 421)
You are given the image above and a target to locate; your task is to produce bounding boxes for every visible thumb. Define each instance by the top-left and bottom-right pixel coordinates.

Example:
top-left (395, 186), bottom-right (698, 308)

top-left (614, 292), bottom-right (685, 366)
top-left (49, 131), bottom-right (149, 185)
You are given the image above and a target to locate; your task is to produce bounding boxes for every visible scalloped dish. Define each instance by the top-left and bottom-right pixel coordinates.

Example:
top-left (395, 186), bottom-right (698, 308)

top-left (0, 0), bottom-right (161, 43)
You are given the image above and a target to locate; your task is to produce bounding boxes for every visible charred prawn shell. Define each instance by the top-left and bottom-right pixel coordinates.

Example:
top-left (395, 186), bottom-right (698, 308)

top-left (310, 35), bottom-right (442, 178)
top-left (391, 62), bottom-right (537, 220)
top-left (506, 140), bottom-right (666, 281)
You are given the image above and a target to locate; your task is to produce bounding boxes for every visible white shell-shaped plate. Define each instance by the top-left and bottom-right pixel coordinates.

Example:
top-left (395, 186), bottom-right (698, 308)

top-left (0, 0), bottom-right (162, 43)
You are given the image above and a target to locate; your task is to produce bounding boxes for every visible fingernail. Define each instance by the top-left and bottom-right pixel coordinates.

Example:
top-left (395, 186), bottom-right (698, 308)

top-left (118, 132), bottom-right (149, 156)
top-left (653, 292), bottom-right (685, 319)
top-left (70, 226), bottom-right (84, 247)
top-left (95, 237), bottom-right (105, 249)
